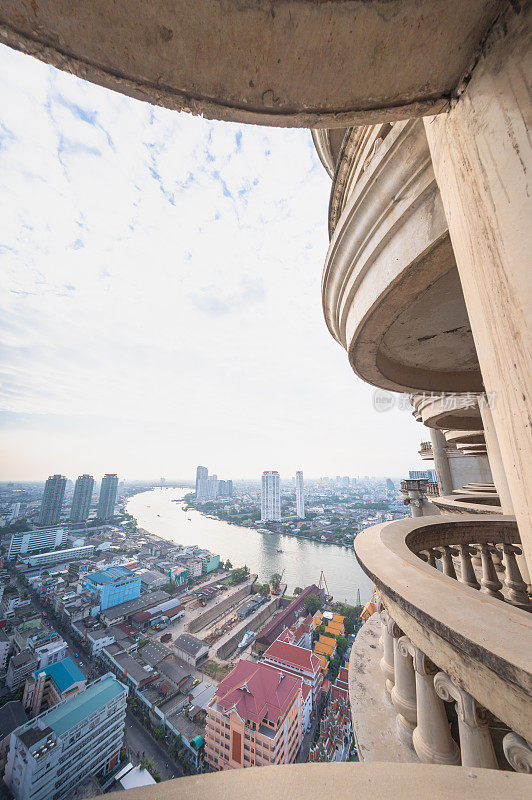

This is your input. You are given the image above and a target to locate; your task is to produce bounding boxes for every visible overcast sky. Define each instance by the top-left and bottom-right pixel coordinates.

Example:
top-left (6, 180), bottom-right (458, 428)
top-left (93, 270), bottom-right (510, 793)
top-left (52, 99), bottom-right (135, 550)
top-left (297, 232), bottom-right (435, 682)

top-left (0, 45), bottom-right (427, 482)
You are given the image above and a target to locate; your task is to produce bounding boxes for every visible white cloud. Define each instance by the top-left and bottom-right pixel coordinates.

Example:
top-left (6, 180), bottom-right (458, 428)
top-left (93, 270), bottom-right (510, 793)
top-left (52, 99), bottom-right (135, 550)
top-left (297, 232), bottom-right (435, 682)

top-left (0, 44), bottom-right (426, 480)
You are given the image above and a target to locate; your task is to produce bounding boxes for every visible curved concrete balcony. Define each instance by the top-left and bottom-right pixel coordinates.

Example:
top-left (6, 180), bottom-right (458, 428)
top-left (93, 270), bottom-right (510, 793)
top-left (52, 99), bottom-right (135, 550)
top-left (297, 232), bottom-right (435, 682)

top-left (322, 119), bottom-right (482, 394)
top-left (432, 493), bottom-right (502, 515)
top-left (411, 393), bottom-right (484, 431)
top-left (445, 430), bottom-right (485, 447)
top-left (354, 515), bottom-right (532, 771)
top-left (311, 128), bottom-right (348, 179)
top-left (0, 3), bottom-right (503, 127)
top-left (97, 762), bottom-right (529, 800)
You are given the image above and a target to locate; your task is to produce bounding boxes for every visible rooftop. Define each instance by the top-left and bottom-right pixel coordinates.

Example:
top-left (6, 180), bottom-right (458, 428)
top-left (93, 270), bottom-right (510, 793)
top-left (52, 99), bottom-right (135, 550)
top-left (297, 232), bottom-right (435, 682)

top-left (33, 657), bottom-right (85, 693)
top-left (174, 633), bottom-right (207, 657)
top-left (264, 640), bottom-right (321, 673)
top-left (101, 590), bottom-right (169, 621)
top-left (87, 566), bottom-right (135, 585)
top-left (42, 675), bottom-right (125, 736)
top-left (213, 659), bottom-right (301, 726)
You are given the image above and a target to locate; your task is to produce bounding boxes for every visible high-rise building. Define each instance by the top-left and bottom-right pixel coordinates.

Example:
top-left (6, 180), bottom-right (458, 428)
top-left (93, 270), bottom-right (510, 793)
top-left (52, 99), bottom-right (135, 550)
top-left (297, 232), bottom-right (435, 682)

top-left (195, 466), bottom-right (208, 500)
top-left (261, 471), bottom-right (281, 521)
top-left (97, 474), bottom-right (118, 520)
top-left (295, 471), bottom-right (305, 519)
top-left (207, 474), bottom-right (219, 500)
top-left (6, 674), bottom-right (127, 800)
top-left (386, 478), bottom-right (395, 492)
top-left (226, 479), bottom-right (233, 497)
top-left (70, 474), bottom-right (94, 522)
top-left (38, 475), bottom-right (66, 526)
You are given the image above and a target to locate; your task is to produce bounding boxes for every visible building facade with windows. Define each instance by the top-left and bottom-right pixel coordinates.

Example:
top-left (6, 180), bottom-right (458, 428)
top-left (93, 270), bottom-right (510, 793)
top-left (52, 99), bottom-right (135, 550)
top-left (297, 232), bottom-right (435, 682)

top-left (86, 566), bottom-right (141, 610)
top-left (295, 471), bottom-right (305, 519)
top-left (8, 526), bottom-right (67, 560)
top-left (97, 474), bottom-right (118, 520)
top-left (38, 475), bottom-right (67, 526)
top-left (205, 660), bottom-right (304, 771)
top-left (261, 471), bottom-right (281, 522)
top-left (22, 657), bottom-right (87, 717)
top-left (70, 475), bottom-right (94, 522)
top-left (6, 674), bottom-right (127, 800)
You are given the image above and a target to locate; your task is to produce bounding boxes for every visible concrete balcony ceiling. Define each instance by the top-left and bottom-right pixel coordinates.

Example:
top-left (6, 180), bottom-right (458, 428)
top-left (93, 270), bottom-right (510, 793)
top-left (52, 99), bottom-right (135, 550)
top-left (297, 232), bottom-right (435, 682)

top-left (0, 1), bottom-right (504, 127)
top-left (322, 119), bottom-right (482, 394)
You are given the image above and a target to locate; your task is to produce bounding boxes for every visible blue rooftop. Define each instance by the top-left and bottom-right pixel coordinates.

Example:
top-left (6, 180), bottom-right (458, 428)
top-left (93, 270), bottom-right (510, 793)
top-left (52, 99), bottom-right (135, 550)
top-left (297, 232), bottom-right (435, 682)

top-left (34, 657), bottom-right (85, 694)
top-left (43, 676), bottom-right (125, 736)
top-left (87, 566), bottom-right (134, 584)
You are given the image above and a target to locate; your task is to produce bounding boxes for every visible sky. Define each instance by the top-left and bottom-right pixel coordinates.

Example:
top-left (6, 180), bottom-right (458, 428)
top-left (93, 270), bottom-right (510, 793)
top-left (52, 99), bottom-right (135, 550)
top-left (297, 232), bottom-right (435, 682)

top-left (0, 44), bottom-right (427, 482)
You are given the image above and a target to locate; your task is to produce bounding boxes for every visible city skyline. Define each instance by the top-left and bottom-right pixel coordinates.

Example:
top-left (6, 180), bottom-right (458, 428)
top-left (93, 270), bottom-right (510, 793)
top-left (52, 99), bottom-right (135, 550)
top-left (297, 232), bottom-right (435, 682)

top-left (0, 45), bottom-right (427, 482)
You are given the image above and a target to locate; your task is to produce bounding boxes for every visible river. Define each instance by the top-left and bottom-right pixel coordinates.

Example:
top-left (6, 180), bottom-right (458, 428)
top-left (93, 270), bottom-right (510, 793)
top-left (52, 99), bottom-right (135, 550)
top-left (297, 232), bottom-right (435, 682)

top-left (126, 487), bottom-right (374, 605)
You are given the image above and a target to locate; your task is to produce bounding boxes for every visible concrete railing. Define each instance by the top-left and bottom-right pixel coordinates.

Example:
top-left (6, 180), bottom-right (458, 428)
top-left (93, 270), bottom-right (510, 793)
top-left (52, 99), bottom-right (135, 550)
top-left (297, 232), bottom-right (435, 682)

top-left (91, 762), bottom-right (530, 800)
top-left (354, 515), bottom-right (532, 772)
top-left (432, 493), bottom-right (502, 516)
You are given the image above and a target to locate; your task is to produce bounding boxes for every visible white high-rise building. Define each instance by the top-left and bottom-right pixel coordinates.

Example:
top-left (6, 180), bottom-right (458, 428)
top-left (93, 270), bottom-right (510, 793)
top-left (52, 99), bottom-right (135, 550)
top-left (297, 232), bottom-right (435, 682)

top-left (295, 471), bottom-right (305, 519)
top-left (261, 471), bottom-right (281, 522)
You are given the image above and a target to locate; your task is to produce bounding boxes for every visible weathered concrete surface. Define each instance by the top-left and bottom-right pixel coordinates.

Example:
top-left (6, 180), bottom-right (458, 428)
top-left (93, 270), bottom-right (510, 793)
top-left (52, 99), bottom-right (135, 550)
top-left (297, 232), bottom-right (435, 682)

top-left (0, 2), bottom-right (503, 127)
top-left (187, 580), bottom-right (254, 634)
top-left (216, 596), bottom-right (280, 660)
top-left (424, 3), bottom-right (532, 576)
top-left (91, 761), bottom-right (532, 800)
top-left (349, 613), bottom-right (418, 763)
top-left (322, 119), bottom-right (482, 393)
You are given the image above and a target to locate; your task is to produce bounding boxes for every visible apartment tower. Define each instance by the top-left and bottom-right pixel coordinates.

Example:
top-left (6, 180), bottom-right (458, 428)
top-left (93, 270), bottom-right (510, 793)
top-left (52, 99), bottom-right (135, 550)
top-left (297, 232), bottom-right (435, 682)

top-left (261, 471), bottom-right (281, 522)
top-left (70, 474), bottom-right (94, 522)
top-left (38, 475), bottom-right (66, 526)
top-left (97, 474), bottom-right (118, 521)
top-left (295, 470), bottom-right (305, 519)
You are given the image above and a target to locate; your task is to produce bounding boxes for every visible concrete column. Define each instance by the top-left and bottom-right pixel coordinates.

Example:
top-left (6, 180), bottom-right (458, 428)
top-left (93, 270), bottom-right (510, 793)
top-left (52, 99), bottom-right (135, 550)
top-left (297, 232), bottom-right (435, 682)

top-left (379, 610), bottom-right (396, 694)
top-left (412, 649), bottom-right (460, 765)
top-left (391, 636), bottom-right (417, 747)
top-left (434, 672), bottom-right (498, 769)
top-left (479, 399), bottom-right (514, 514)
top-left (429, 428), bottom-right (453, 496)
top-left (424, 4), bottom-right (532, 577)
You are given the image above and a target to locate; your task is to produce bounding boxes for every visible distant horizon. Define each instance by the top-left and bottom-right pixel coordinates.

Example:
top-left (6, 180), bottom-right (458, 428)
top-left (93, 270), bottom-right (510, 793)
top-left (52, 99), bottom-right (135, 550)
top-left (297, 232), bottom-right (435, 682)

top-left (0, 473), bottom-right (412, 484)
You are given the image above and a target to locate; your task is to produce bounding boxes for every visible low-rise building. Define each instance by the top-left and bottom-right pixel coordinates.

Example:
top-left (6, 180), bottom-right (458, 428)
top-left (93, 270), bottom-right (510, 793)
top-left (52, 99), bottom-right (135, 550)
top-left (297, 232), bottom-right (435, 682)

top-left (22, 657), bottom-right (87, 717)
top-left (86, 566), bottom-right (141, 610)
top-left (173, 633), bottom-right (209, 667)
top-left (6, 649), bottom-right (39, 690)
top-left (204, 659), bottom-right (304, 770)
top-left (7, 526), bottom-right (67, 560)
top-left (1, 594), bottom-right (31, 618)
top-left (139, 569), bottom-right (167, 591)
top-left (6, 674), bottom-right (128, 800)
top-left (23, 545), bottom-right (95, 568)
top-left (99, 590), bottom-right (169, 626)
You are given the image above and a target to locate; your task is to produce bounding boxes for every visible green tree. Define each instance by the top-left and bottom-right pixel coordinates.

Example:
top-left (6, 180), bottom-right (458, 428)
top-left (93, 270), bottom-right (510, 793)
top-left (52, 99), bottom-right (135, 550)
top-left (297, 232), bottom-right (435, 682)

top-left (270, 572), bottom-right (282, 592)
top-left (258, 583), bottom-right (270, 597)
top-left (153, 725), bottom-right (165, 740)
top-left (336, 635), bottom-right (348, 653)
top-left (304, 593), bottom-right (323, 616)
top-left (293, 586), bottom-right (303, 595)
top-left (225, 560), bottom-right (233, 570)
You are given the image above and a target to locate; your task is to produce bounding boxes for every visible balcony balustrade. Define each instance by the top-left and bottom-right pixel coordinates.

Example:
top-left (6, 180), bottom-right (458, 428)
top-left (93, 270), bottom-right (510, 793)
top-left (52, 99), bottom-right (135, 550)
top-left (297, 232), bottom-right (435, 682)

top-left (354, 514), bottom-right (532, 773)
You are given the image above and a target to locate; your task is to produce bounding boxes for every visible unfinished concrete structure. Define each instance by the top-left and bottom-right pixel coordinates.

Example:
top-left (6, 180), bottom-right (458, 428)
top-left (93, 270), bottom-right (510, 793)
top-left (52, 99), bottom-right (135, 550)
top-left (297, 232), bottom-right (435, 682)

top-left (2, 0), bottom-right (530, 796)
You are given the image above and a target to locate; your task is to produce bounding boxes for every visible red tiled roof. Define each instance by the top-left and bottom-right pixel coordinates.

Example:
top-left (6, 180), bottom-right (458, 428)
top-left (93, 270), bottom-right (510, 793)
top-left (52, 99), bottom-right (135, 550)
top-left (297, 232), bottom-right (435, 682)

top-left (132, 611), bottom-right (151, 622)
top-left (255, 585), bottom-right (322, 647)
top-left (149, 604), bottom-right (183, 619)
top-left (264, 640), bottom-right (321, 673)
top-left (321, 679), bottom-right (331, 693)
top-left (301, 683), bottom-right (311, 700)
top-left (214, 659), bottom-right (301, 725)
top-left (277, 629), bottom-right (295, 643)
top-left (337, 667), bottom-right (349, 686)
top-left (331, 684), bottom-right (348, 701)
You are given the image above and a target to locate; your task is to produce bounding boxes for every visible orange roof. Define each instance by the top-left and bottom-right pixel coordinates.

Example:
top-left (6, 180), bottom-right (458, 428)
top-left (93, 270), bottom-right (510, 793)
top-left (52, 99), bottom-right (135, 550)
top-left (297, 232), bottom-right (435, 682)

top-left (332, 613), bottom-right (345, 623)
top-left (315, 652), bottom-right (329, 671)
top-left (318, 634), bottom-right (336, 647)
top-left (360, 600), bottom-right (377, 620)
top-left (314, 641), bottom-right (334, 657)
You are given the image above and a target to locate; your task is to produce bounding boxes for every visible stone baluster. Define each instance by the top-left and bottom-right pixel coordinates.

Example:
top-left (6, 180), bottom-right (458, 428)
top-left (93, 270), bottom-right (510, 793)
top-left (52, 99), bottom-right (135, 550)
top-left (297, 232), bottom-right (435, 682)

top-left (457, 544), bottom-right (480, 589)
top-left (379, 610), bottom-right (397, 694)
top-left (503, 732), bottom-right (532, 774)
top-left (490, 544), bottom-right (506, 574)
top-left (391, 636), bottom-right (417, 747)
top-left (411, 648), bottom-right (460, 765)
top-left (434, 672), bottom-right (497, 769)
top-left (502, 544), bottom-right (530, 606)
top-left (438, 546), bottom-right (458, 579)
top-left (478, 543), bottom-right (504, 600)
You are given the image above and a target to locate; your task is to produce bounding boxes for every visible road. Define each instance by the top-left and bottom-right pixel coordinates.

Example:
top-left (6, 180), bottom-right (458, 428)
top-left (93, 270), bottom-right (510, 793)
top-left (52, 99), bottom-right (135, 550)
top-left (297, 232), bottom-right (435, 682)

top-left (124, 709), bottom-right (183, 780)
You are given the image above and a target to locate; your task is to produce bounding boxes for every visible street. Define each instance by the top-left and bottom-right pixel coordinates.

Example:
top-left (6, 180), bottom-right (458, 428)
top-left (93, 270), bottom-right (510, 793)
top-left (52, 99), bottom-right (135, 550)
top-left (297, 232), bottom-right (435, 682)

top-left (124, 709), bottom-right (183, 780)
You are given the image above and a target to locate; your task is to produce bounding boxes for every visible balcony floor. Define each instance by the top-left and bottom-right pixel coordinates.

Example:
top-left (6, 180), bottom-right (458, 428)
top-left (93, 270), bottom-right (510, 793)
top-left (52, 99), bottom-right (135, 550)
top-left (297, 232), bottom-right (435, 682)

top-left (349, 613), bottom-right (418, 763)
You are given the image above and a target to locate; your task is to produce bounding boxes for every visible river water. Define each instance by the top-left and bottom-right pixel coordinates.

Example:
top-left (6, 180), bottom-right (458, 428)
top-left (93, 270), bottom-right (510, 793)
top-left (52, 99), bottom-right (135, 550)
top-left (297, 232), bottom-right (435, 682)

top-left (126, 487), bottom-right (374, 605)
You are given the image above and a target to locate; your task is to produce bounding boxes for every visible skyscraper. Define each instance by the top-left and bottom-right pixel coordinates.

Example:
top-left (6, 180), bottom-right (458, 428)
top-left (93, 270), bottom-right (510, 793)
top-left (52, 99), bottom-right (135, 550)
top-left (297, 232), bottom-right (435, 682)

top-left (97, 474), bottom-right (118, 520)
top-left (38, 475), bottom-right (66, 526)
top-left (295, 470), bottom-right (305, 519)
top-left (261, 471), bottom-right (281, 522)
top-left (70, 474), bottom-right (94, 522)
top-left (207, 474), bottom-right (219, 500)
top-left (195, 466), bottom-right (208, 500)
top-left (226, 479), bottom-right (233, 497)
top-left (386, 478), bottom-right (395, 492)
